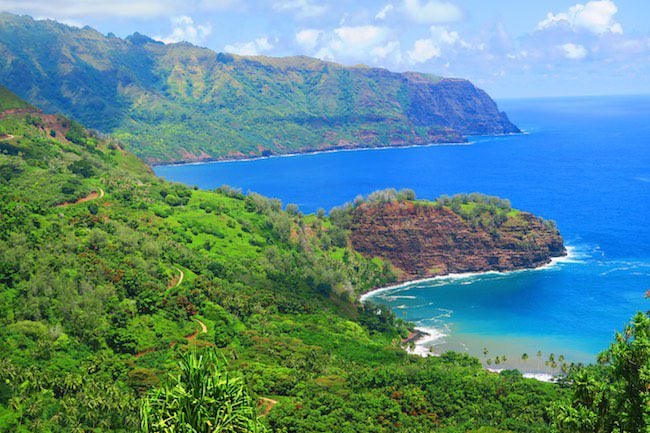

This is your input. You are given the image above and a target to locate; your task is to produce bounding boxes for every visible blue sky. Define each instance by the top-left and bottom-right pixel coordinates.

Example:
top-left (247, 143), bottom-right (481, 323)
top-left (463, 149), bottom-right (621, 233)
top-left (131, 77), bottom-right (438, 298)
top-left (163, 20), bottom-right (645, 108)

top-left (1, 0), bottom-right (649, 98)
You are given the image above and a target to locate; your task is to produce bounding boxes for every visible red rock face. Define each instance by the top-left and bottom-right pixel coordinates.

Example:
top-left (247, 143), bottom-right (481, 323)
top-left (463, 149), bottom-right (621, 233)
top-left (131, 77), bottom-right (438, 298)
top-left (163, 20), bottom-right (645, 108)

top-left (349, 201), bottom-right (565, 282)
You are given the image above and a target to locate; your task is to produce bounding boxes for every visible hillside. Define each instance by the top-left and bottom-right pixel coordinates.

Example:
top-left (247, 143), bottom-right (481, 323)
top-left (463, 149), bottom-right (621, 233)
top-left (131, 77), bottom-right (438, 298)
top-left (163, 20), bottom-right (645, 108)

top-left (0, 86), bottom-right (574, 432)
top-left (0, 13), bottom-right (519, 164)
top-left (0, 85), bottom-right (32, 112)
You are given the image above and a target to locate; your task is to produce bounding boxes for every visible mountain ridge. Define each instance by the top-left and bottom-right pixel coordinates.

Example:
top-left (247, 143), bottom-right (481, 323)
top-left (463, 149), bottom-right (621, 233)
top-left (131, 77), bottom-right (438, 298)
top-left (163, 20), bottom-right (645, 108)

top-left (0, 12), bottom-right (519, 164)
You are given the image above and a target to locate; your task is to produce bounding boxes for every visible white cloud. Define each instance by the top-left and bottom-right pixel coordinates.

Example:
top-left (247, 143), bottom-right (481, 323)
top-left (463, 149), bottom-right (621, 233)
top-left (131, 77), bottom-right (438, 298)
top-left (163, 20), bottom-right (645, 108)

top-left (224, 37), bottom-right (274, 56)
top-left (559, 43), bottom-right (588, 59)
top-left (333, 25), bottom-right (388, 48)
top-left (156, 15), bottom-right (212, 45)
top-left (537, 0), bottom-right (623, 34)
top-left (310, 25), bottom-right (403, 65)
top-left (0, 0), bottom-right (241, 19)
top-left (295, 29), bottom-right (323, 50)
top-left (370, 40), bottom-right (401, 62)
top-left (273, 0), bottom-right (327, 19)
top-left (375, 4), bottom-right (394, 20)
top-left (408, 38), bottom-right (441, 63)
top-left (402, 0), bottom-right (463, 24)
top-left (407, 25), bottom-right (461, 63)
top-left (196, 0), bottom-right (241, 11)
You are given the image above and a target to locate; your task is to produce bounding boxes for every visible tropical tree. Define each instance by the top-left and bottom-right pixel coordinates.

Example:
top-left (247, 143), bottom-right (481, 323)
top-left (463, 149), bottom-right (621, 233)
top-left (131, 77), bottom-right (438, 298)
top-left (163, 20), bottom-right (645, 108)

top-left (602, 311), bottom-right (650, 431)
top-left (552, 312), bottom-right (650, 432)
top-left (141, 349), bottom-right (265, 433)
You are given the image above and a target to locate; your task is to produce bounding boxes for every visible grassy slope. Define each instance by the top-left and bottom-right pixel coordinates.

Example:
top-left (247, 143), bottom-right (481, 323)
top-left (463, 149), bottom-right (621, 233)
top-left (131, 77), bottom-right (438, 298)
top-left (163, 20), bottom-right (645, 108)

top-left (0, 91), bottom-right (564, 432)
top-left (0, 86), bottom-right (31, 111)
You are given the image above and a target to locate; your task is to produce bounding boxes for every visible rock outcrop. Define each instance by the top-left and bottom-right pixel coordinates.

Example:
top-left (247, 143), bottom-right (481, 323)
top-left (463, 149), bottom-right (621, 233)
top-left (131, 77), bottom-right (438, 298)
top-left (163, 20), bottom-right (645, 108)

top-left (349, 200), bottom-right (565, 282)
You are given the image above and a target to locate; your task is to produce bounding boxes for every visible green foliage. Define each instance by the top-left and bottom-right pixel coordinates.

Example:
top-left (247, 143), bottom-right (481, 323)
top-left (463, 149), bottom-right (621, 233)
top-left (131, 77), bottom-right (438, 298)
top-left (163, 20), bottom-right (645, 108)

top-left (0, 106), bottom-right (567, 433)
top-left (68, 158), bottom-right (95, 178)
top-left (141, 349), bottom-right (265, 433)
top-left (0, 85), bottom-right (32, 111)
top-left (358, 301), bottom-right (409, 336)
top-left (165, 194), bottom-right (182, 206)
top-left (551, 312), bottom-right (650, 432)
top-left (267, 354), bottom-right (562, 432)
top-left (0, 357), bottom-right (139, 431)
top-left (64, 120), bottom-right (88, 145)
top-left (437, 193), bottom-right (513, 229)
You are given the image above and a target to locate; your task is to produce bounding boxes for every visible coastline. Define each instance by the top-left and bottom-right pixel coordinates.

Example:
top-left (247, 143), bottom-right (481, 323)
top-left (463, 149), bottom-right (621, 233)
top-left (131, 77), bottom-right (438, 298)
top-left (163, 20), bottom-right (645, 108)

top-left (361, 246), bottom-right (579, 366)
top-left (150, 130), bottom-right (528, 168)
top-left (360, 245), bottom-right (576, 303)
top-left (150, 139), bottom-right (477, 167)
top-left (487, 368), bottom-right (557, 383)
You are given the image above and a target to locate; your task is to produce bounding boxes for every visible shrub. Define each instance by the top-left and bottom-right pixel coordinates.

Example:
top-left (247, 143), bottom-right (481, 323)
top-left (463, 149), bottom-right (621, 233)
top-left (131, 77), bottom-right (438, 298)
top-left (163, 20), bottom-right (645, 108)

top-left (68, 159), bottom-right (95, 178)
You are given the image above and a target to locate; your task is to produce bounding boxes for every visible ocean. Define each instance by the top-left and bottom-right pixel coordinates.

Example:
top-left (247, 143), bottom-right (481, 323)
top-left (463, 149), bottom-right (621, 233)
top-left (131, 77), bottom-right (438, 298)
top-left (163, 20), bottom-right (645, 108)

top-left (155, 95), bottom-right (650, 374)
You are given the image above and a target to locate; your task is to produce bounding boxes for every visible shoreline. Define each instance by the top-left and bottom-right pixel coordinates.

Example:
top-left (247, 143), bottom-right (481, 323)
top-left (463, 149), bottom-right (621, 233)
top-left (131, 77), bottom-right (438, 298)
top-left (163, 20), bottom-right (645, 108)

top-left (151, 130), bottom-right (527, 168)
top-left (486, 368), bottom-right (557, 383)
top-left (361, 246), bottom-right (580, 377)
top-left (150, 139), bottom-right (479, 167)
top-left (360, 245), bottom-right (577, 303)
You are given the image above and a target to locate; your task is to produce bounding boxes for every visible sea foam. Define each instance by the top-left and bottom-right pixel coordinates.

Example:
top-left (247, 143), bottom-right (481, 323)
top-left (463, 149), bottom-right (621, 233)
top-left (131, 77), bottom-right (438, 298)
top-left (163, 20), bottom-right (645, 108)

top-left (406, 326), bottom-right (447, 357)
top-left (360, 244), bottom-right (583, 303)
top-left (487, 368), bottom-right (557, 383)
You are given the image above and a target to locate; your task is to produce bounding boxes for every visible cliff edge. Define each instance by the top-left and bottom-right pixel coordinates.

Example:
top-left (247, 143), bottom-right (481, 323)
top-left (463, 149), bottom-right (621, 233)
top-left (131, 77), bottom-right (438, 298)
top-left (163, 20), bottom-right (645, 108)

top-left (345, 192), bottom-right (565, 282)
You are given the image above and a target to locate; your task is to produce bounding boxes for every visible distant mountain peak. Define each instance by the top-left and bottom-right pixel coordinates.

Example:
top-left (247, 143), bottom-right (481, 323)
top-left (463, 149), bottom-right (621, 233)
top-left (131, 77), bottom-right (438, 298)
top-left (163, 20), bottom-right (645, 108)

top-left (126, 31), bottom-right (162, 45)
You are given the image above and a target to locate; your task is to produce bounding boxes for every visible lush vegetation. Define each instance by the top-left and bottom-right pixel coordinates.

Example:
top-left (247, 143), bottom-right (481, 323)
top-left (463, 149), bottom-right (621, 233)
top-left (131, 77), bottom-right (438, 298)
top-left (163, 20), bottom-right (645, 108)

top-left (0, 85), bottom-right (32, 112)
top-left (0, 88), bottom-right (646, 432)
top-left (551, 312), bottom-right (650, 432)
top-left (0, 13), bottom-right (517, 164)
top-left (141, 349), bottom-right (265, 432)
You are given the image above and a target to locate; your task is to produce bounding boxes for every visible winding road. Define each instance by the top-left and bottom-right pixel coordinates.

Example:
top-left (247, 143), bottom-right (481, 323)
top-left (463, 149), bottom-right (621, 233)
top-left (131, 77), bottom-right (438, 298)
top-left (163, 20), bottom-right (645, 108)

top-left (136, 266), bottom-right (208, 355)
top-left (174, 266), bottom-right (184, 288)
top-left (259, 397), bottom-right (278, 416)
top-left (56, 187), bottom-right (105, 207)
top-left (193, 318), bottom-right (207, 333)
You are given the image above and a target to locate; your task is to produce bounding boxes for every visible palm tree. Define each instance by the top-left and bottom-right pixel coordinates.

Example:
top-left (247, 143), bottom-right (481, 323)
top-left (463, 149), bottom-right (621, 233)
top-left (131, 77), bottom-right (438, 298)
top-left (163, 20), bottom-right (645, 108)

top-left (521, 353), bottom-right (529, 362)
top-left (548, 353), bottom-right (557, 369)
top-left (141, 349), bottom-right (265, 433)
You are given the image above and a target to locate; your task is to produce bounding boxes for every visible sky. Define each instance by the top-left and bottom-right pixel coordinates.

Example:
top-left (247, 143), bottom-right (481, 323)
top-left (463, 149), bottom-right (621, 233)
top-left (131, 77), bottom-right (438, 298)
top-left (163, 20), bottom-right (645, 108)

top-left (1, 0), bottom-right (649, 98)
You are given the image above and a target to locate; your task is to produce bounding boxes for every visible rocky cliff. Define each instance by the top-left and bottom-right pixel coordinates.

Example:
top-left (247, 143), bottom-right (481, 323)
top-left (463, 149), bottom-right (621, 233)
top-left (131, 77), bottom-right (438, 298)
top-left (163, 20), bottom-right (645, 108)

top-left (0, 13), bottom-right (518, 164)
top-left (348, 196), bottom-right (565, 282)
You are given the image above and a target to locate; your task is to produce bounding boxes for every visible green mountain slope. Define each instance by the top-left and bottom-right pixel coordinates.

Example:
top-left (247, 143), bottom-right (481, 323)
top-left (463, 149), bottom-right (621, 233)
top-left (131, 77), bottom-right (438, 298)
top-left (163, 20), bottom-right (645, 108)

top-left (0, 13), bottom-right (518, 164)
top-left (0, 85), bottom-right (31, 112)
top-left (0, 87), bottom-right (569, 432)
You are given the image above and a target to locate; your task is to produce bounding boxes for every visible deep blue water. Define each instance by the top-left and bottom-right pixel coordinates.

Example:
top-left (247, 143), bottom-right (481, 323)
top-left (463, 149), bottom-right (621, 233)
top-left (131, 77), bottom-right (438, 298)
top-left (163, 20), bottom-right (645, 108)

top-left (155, 95), bottom-right (650, 371)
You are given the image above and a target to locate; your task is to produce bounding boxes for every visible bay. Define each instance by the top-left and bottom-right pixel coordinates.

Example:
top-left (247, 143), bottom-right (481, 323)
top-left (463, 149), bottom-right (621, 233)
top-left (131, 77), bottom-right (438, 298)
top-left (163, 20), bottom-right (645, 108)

top-left (155, 95), bottom-right (650, 373)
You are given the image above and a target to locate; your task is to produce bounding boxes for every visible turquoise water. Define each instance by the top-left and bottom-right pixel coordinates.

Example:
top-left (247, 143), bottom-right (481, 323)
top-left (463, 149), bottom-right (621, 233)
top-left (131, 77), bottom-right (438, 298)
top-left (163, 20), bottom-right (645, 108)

top-left (155, 95), bottom-right (650, 372)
